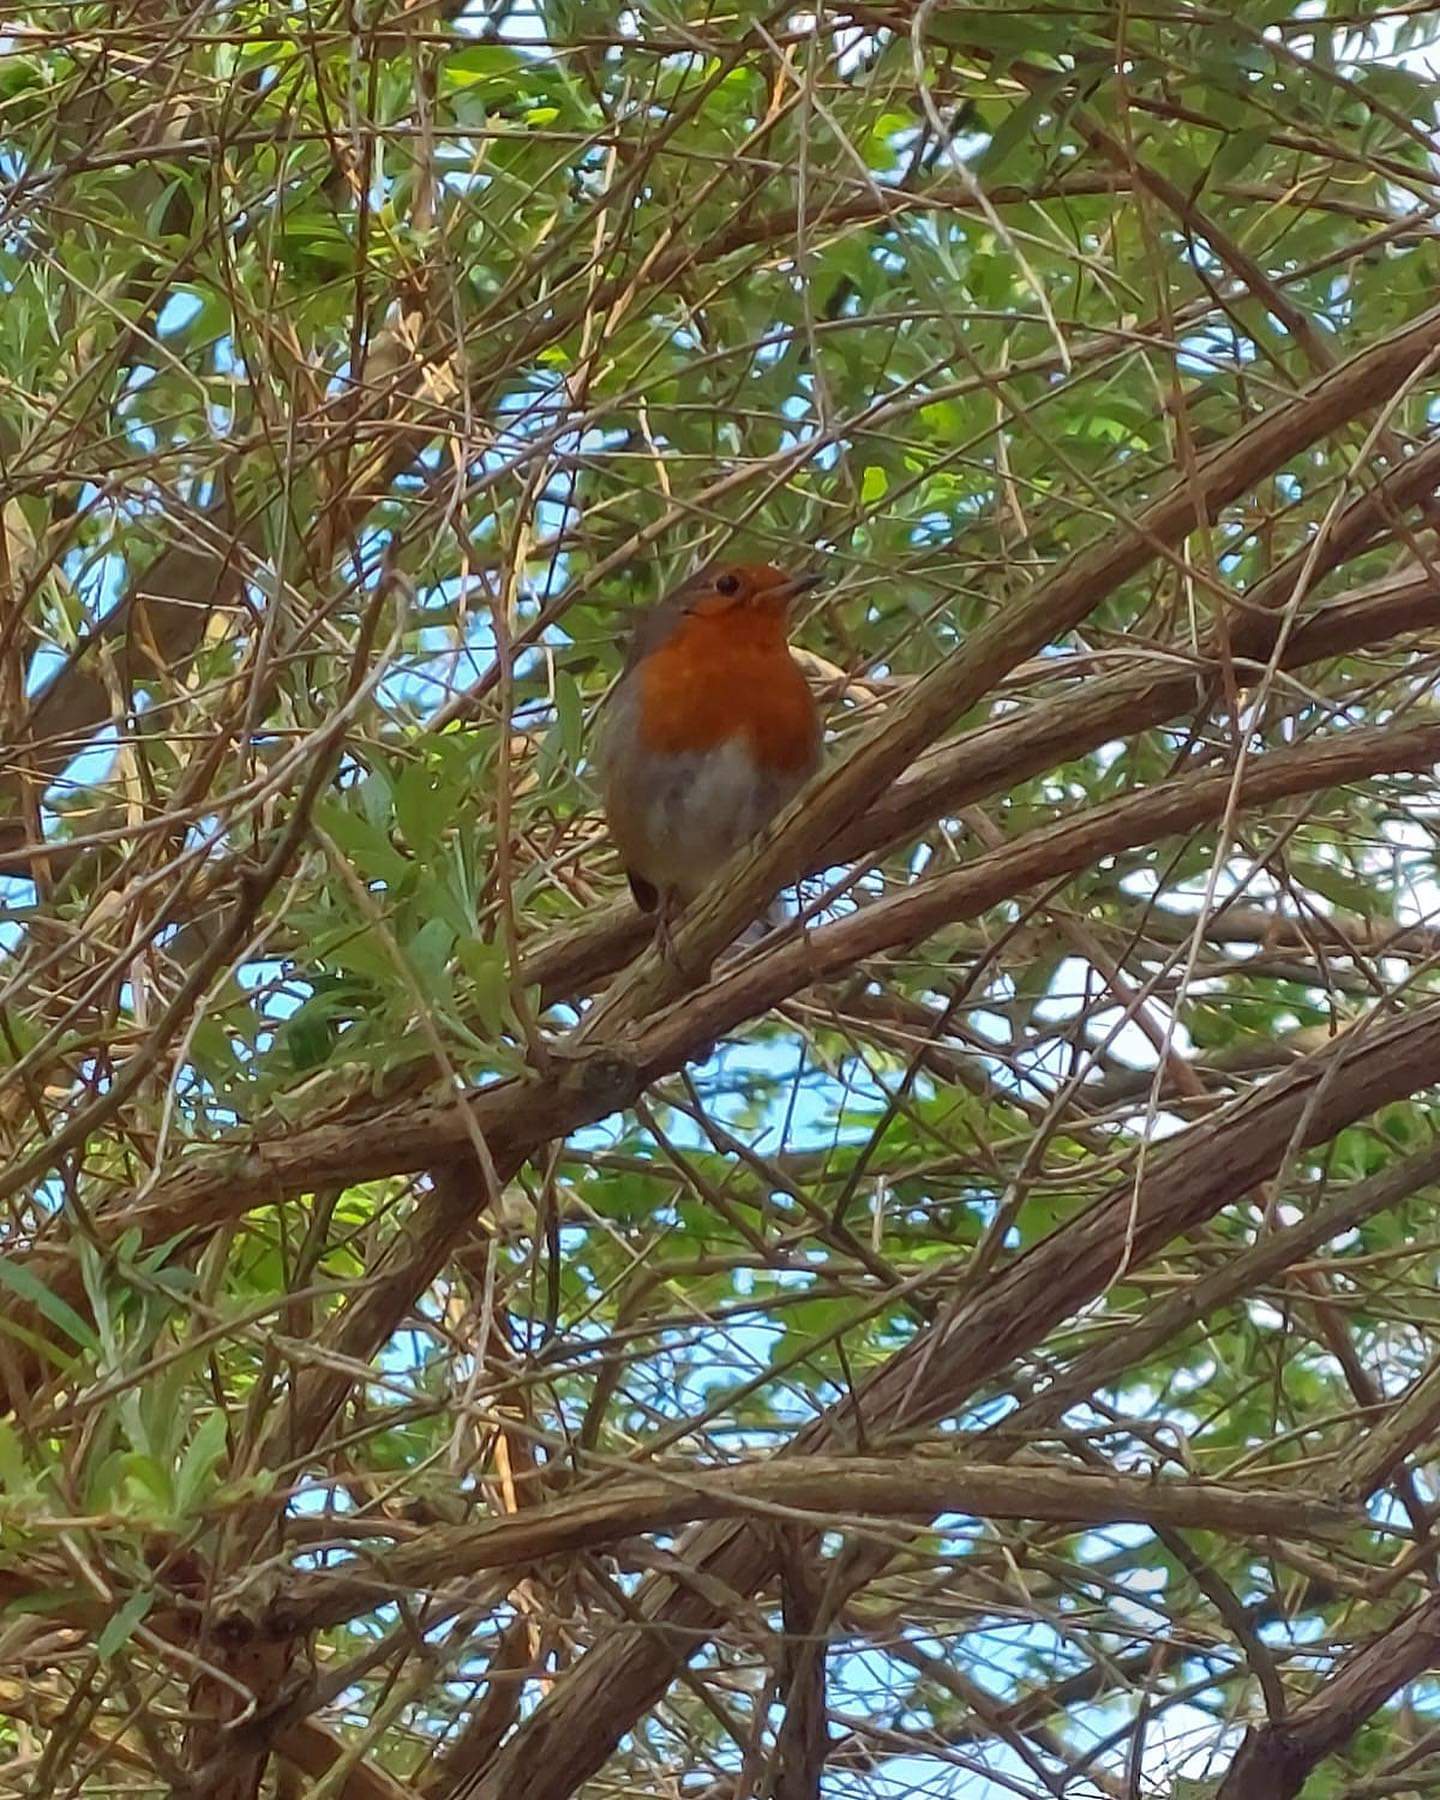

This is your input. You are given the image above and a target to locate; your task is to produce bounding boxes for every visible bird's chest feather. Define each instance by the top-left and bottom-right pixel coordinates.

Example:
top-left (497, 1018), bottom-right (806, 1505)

top-left (610, 736), bottom-right (798, 895)
top-left (599, 624), bottom-right (821, 896)
top-left (632, 631), bottom-right (818, 773)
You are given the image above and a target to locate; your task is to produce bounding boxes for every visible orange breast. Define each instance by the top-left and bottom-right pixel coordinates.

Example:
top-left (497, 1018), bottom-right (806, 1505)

top-left (635, 614), bottom-right (819, 774)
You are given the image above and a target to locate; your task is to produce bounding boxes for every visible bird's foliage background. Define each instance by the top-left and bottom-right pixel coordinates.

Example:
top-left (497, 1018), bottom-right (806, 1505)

top-left (5, 1), bottom-right (1440, 1795)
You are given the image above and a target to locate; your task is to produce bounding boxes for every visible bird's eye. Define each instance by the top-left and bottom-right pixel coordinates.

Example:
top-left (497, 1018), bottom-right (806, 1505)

top-left (715, 572), bottom-right (740, 597)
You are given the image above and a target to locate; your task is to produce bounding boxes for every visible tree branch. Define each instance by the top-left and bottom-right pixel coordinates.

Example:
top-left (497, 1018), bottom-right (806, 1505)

top-left (254, 1460), bottom-right (1350, 1639)
top-left (447, 991), bottom-right (1440, 1800)
top-left (1216, 1595), bottom-right (1440, 1799)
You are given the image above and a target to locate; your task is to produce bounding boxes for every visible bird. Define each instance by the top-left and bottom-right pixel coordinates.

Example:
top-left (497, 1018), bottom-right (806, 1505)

top-left (597, 561), bottom-right (822, 954)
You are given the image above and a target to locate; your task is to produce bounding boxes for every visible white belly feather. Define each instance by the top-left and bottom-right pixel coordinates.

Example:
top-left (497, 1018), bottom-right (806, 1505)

top-left (599, 685), bottom-right (813, 902)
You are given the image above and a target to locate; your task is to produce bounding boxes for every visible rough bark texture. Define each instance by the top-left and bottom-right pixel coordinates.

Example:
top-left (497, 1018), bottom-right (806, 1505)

top-left (449, 997), bottom-right (1440, 1800)
top-left (1217, 1595), bottom-right (1440, 1799)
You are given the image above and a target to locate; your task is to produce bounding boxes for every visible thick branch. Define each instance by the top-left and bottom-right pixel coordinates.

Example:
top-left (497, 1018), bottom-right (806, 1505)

top-left (994, 1138), bottom-right (1440, 1454)
top-left (1216, 1595), bottom-right (1440, 1799)
top-left (450, 991), bottom-right (1440, 1800)
top-left (17, 712), bottom-right (1440, 1330)
top-left (588, 297), bottom-right (1440, 1026)
top-left (511, 563), bottom-right (1440, 1011)
top-left (21, 709), bottom-right (1432, 1282)
top-left (256, 1460), bottom-right (1349, 1638)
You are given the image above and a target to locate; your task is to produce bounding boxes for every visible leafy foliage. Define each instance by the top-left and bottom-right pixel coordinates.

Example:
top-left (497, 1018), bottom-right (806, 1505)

top-left (3, 0), bottom-right (1440, 1795)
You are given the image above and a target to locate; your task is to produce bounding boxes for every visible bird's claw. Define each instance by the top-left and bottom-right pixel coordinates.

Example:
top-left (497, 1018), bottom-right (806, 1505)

top-left (652, 895), bottom-right (712, 985)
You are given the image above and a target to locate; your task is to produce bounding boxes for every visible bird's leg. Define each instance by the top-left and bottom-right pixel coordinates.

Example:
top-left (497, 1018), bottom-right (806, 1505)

top-left (654, 888), bottom-right (684, 968)
top-left (650, 889), bottom-right (715, 986)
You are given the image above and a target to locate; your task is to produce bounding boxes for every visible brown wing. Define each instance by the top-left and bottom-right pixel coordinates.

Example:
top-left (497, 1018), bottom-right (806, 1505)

top-left (620, 591), bottom-right (692, 673)
top-left (596, 650), bottom-right (664, 914)
top-left (601, 577), bottom-right (702, 851)
top-left (627, 870), bottom-right (659, 912)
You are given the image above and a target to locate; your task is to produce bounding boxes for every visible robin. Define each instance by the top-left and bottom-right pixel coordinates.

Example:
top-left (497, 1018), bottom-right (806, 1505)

top-left (598, 561), bottom-right (822, 950)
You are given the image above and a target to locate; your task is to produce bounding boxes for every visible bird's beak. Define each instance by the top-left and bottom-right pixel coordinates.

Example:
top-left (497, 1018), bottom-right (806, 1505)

top-left (778, 572), bottom-right (822, 607)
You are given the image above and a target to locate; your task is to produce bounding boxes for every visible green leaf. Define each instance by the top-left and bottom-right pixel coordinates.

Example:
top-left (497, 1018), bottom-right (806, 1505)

top-left (1210, 127), bottom-right (1270, 185)
top-left (922, 11), bottom-right (1075, 56)
top-left (458, 940), bottom-right (513, 1040)
top-left (414, 869), bottom-right (477, 941)
top-left (97, 1591), bottom-right (155, 1661)
top-left (974, 73), bottom-right (1068, 178)
top-left (314, 797), bottom-right (410, 885)
top-left (0, 1009), bottom-right (40, 1064)
top-left (120, 1454), bottom-right (174, 1515)
top-left (407, 916), bottom-right (457, 1004)
top-left (0, 1258), bottom-right (98, 1353)
top-left (0, 1422), bottom-right (31, 1495)
top-left (1291, 858), bottom-right (1384, 918)
top-left (395, 756), bottom-right (450, 856)
top-left (553, 672), bottom-right (584, 770)
top-left (443, 44), bottom-right (526, 93)
top-left (175, 1411), bottom-right (229, 1516)
top-left (285, 995), bottom-right (342, 1072)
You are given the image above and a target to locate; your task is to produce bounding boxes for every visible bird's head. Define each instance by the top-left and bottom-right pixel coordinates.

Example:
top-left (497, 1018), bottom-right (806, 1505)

top-left (676, 562), bottom-right (820, 624)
